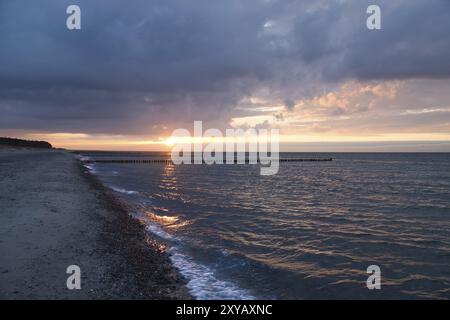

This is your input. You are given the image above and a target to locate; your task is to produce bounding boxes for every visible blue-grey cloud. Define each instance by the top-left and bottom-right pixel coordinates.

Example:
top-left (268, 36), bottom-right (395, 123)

top-left (0, 0), bottom-right (449, 135)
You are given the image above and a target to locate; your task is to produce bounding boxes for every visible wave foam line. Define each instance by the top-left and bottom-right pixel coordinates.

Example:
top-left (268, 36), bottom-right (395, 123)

top-left (168, 248), bottom-right (256, 300)
top-left (143, 219), bottom-right (255, 300)
top-left (109, 186), bottom-right (138, 195)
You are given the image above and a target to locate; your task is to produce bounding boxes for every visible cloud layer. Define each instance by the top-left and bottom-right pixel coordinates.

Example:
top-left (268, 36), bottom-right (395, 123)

top-left (1, 0), bottom-right (450, 140)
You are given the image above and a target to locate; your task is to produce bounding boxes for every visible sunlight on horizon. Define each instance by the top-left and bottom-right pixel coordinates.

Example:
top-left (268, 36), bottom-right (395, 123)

top-left (17, 131), bottom-right (450, 151)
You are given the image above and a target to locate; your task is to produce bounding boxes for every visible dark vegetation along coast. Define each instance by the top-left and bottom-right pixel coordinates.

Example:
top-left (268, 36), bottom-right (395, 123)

top-left (0, 145), bottom-right (190, 299)
top-left (0, 137), bottom-right (52, 149)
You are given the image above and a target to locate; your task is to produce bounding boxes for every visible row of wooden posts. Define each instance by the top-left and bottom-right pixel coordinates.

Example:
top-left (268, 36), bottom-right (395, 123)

top-left (83, 158), bottom-right (333, 164)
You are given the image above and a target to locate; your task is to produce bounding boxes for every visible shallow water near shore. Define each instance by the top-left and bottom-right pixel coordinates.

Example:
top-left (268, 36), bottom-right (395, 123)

top-left (78, 152), bottom-right (450, 299)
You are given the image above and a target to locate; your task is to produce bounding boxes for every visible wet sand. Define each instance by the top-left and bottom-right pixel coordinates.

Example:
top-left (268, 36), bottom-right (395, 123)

top-left (0, 148), bottom-right (190, 299)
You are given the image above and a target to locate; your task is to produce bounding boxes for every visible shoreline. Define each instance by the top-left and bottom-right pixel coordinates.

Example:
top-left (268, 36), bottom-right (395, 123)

top-left (0, 148), bottom-right (191, 299)
top-left (77, 153), bottom-right (192, 300)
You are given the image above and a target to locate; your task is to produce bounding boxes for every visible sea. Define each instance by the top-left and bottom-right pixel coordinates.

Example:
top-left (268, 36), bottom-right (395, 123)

top-left (77, 152), bottom-right (450, 299)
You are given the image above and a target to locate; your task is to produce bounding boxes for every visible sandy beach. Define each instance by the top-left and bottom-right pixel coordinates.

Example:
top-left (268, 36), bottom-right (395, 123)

top-left (0, 148), bottom-right (190, 299)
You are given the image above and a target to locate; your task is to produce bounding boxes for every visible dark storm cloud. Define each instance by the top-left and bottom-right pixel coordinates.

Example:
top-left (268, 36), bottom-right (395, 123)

top-left (326, 0), bottom-right (450, 80)
top-left (0, 0), bottom-right (274, 91)
top-left (0, 0), bottom-right (449, 134)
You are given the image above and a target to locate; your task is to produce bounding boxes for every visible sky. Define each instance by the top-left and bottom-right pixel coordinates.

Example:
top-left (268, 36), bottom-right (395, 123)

top-left (1, 0), bottom-right (450, 151)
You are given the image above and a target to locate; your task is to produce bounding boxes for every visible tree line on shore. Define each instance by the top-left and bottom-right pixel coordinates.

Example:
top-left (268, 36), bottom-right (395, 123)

top-left (0, 137), bottom-right (52, 149)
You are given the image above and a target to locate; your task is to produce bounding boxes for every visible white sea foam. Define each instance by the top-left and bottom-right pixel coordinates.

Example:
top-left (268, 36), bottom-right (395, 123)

top-left (109, 186), bottom-right (138, 195)
top-left (143, 218), bottom-right (255, 300)
top-left (83, 163), bottom-right (96, 173)
top-left (145, 223), bottom-right (175, 241)
top-left (168, 248), bottom-right (256, 300)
